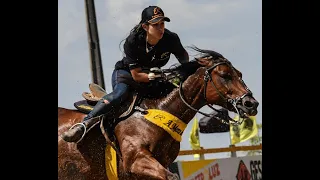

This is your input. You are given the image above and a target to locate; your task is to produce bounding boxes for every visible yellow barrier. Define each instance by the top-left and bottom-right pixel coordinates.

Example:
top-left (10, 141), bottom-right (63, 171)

top-left (178, 144), bottom-right (262, 156)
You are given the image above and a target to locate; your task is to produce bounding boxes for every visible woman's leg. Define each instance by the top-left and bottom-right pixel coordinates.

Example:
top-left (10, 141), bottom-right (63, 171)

top-left (60, 69), bottom-right (131, 143)
top-left (82, 82), bottom-right (129, 121)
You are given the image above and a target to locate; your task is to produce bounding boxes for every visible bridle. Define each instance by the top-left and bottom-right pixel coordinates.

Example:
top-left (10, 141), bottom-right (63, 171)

top-left (178, 58), bottom-right (253, 125)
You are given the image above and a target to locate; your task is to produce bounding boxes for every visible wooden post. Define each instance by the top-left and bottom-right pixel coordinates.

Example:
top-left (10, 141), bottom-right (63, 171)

top-left (229, 144), bottom-right (237, 157)
top-left (84, 0), bottom-right (105, 89)
top-left (199, 147), bottom-right (205, 160)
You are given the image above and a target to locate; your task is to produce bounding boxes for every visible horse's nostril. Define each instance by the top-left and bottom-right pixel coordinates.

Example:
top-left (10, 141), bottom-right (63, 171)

top-left (244, 101), bottom-right (253, 108)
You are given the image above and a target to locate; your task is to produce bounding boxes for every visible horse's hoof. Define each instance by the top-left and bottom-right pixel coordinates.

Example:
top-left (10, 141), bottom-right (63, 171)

top-left (60, 125), bottom-right (85, 143)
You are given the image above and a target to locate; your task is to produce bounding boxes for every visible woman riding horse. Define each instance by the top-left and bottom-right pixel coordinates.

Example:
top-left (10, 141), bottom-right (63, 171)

top-left (60, 5), bottom-right (210, 143)
top-left (58, 53), bottom-right (259, 179)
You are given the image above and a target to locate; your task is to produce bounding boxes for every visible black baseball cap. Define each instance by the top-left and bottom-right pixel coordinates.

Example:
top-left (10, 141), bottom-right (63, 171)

top-left (141, 6), bottom-right (171, 24)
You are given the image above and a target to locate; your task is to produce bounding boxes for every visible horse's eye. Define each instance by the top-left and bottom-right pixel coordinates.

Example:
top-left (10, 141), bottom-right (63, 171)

top-left (221, 73), bottom-right (232, 80)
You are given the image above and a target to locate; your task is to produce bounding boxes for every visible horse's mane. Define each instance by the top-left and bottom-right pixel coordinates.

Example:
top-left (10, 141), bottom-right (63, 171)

top-left (169, 45), bottom-right (225, 81)
top-left (140, 46), bottom-right (225, 99)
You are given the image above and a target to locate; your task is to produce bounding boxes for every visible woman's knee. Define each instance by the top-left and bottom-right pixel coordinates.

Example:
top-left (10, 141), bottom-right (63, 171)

top-left (103, 83), bottom-right (129, 104)
top-left (113, 83), bottom-right (129, 99)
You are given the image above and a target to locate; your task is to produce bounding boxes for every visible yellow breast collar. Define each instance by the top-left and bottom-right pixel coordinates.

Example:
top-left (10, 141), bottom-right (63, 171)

top-left (143, 109), bottom-right (187, 142)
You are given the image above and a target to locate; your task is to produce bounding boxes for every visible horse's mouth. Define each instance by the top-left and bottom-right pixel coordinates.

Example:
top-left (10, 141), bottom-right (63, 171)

top-left (236, 104), bottom-right (258, 118)
top-left (225, 103), bottom-right (257, 118)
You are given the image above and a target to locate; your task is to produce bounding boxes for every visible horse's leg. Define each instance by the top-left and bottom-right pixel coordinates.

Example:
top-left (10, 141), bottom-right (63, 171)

top-left (128, 149), bottom-right (179, 180)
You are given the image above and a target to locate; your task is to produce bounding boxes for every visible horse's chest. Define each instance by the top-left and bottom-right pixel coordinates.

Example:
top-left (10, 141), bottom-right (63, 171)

top-left (152, 141), bottom-right (180, 166)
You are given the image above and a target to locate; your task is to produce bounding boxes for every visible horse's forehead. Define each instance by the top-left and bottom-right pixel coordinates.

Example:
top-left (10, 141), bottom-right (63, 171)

top-left (198, 57), bottom-right (238, 73)
top-left (216, 62), bottom-right (241, 73)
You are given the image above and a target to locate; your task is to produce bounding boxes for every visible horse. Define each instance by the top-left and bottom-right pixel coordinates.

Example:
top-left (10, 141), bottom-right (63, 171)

top-left (58, 46), bottom-right (259, 180)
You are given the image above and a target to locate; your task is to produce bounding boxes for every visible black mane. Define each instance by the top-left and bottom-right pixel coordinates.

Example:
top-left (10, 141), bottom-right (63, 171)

top-left (140, 46), bottom-right (225, 99)
top-left (188, 45), bottom-right (224, 60)
top-left (170, 45), bottom-right (225, 81)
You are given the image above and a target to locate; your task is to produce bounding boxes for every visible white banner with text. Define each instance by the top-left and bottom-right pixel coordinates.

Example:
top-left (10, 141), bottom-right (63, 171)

top-left (175, 155), bottom-right (262, 180)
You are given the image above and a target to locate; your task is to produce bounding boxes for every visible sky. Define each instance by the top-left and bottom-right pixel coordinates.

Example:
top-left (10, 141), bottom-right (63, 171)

top-left (58, 0), bottom-right (262, 161)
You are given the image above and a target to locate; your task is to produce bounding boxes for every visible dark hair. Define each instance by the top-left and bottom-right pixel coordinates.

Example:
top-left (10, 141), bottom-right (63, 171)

top-left (119, 5), bottom-right (169, 53)
top-left (118, 21), bottom-right (147, 53)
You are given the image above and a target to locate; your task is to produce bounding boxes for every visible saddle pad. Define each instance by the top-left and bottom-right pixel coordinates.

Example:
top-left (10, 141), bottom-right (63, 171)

top-left (105, 144), bottom-right (118, 180)
top-left (74, 100), bottom-right (94, 114)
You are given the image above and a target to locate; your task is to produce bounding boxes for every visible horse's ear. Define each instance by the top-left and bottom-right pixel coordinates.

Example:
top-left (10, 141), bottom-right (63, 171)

top-left (204, 57), bottom-right (214, 67)
top-left (195, 57), bottom-right (213, 67)
top-left (205, 56), bottom-right (213, 60)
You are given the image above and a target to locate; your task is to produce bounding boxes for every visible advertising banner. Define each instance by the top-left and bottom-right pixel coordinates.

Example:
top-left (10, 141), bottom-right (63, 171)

top-left (176, 155), bottom-right (262, 180)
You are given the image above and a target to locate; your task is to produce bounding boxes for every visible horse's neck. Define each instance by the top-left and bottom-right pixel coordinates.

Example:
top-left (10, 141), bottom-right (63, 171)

top-left (141, 71), bottom-right (206, 124)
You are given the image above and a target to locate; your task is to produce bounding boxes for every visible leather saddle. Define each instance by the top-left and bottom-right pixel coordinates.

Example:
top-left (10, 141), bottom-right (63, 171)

top-left (74, 83), bottom-right (140, 118)
top-left (81, 83), bottom-right (107, 104)
top-left (72, 81), bottom-right (176, 142)
top-left (73, 83), bottom-right (142, 141)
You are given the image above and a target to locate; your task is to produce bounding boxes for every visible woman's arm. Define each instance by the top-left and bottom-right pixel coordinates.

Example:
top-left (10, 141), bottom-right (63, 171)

top-left (171, 33), bottom-right (189, 64)
top-left (130, 67), bottom-right (150, 83)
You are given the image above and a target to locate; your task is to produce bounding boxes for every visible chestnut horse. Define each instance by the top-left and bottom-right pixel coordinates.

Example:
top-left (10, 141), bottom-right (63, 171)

top-left (58, 47), bottom-right (259, 180)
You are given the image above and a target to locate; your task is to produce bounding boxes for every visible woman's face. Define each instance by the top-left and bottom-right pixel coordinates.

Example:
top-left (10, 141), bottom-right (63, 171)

top-left (143, 20), bottom-right (165, 40)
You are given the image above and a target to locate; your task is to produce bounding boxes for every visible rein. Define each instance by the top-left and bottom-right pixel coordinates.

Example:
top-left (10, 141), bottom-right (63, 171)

top-left (164, 60), bottom-right (251, 125)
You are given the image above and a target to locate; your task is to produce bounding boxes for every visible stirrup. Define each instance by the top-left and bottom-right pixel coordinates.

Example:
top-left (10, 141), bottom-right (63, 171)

top-left (68, 123), bottom-right (87, 143)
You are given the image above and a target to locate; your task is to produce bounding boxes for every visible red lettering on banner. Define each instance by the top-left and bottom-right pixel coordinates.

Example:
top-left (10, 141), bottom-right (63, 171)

top-left (236, 160), bottom-right (251, 180)
top-left (191, 172), bottom-right (204, 180)
top-left (209, 163), bottom-right (220, 179)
